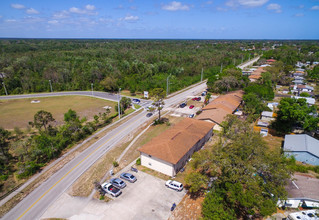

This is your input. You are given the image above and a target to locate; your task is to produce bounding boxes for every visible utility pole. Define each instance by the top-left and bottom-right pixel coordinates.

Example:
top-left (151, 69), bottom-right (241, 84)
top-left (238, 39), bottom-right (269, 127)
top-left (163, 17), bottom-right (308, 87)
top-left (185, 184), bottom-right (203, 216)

top-left (249, 53), bottom-right (251, 61)
top-left (2, 82), bottom-right (8, 95)
top-left (241, 55), bottom-right (243, 63)
top-left (91, 83), bottom-right (94, 96)
top-left (201, 68), bottom-right (203, 81)
top-left (49, 80), bottom-right (53, 92)
top-left (118, 88), bottom-right (121, 119)
top-left (233, 58), bottom-right (236, 66)
top-left (166, 74), bottom-right (171, 96)
top-left (220, 63), bottom-right (223, 73)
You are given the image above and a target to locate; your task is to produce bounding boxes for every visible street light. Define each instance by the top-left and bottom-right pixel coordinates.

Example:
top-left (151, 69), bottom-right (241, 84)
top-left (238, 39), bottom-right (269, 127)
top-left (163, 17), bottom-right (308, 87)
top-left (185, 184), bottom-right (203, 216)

top-left (49, 80), bottom-right (53, 92)
top-left (166, 74), bottom-right (171, 96)
top-left (91, 83), bottom-right (94, 96)
top-left (2, 82), bottom-right (8, 96)
top-left (118, 88), bottom-right (121, 119)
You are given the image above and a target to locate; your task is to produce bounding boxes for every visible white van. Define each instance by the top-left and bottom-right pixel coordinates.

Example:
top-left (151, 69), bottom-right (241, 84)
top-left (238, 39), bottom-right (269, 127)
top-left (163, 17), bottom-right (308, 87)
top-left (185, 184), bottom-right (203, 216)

top-left (165, 180), bottom-right (183, 191)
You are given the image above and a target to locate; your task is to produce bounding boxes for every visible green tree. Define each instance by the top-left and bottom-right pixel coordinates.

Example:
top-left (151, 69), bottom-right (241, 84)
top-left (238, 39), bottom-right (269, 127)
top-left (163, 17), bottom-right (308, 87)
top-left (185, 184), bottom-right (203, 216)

top-left (186, 115), bottom-right (290, 219)
top-left (0, 128), bottom-right (11, 161)
top-left (243, 93), bottom-right (266, 116)
top-left (31, 110), bottom-right (55, 132)
top-left (272, 97), bottom-right (319, 133)
top-left (64, 109), bottom-right (79, 123)
top-left (244, 83), bottom-right (274, 101)
top-left (151, 88), bottom-right (166, 121)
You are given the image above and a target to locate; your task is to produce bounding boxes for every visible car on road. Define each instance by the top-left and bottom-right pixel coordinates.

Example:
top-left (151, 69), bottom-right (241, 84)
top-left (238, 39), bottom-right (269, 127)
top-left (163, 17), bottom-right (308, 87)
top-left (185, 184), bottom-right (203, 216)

top-left (120, 172), bottom-right (137, 183)
top-left (146, 112), bottom-right (153, 117)
top-left (189, 105), bottom-right (194, 109)
top-left (132, 98), bottom-right (140, 104)
top-left (179, 103), bottom-right (187, 108)
top-left (110, 178), bottom-right (126, 189)
top-left (189, 114), bottom-right (195, 118)
top-left (165, 180), bottom-right (183, 191)
top-left (101, 182), bottom-right (122, 197)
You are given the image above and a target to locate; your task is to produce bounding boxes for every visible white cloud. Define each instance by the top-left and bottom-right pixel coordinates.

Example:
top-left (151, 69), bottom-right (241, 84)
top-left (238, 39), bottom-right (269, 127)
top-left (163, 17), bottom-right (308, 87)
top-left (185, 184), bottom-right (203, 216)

top-left (311, 5), bottom-right (319, 10)
top-left (11, 4), bottom-right (25, 9)
top-left (85, 4), bottom-right (96, 11)
top-left (162, 1), bottom-right (190, 11)
top-left (5, 19), bottom-right (16, 22)
top-left (206, 1), bottom-right (213, 4)
top-left (226, 0), bottom-right (268, 8)
top-left (26, 8), bottom-right (39, 14)
top-left (267, 3), bottom-right (281, 13)
top-left (69, 5), bottom-right (97, 15)
top-left (53, 10), bottom-right (69, 19)
top-left (130, 6), bottom-right (137, 10)
top-left (48, 20), bottom-right (59, 24)
top-left (299, 5), bottom-right (304, 9)
top-left (121, 15), bottom-right (139, 22)
top-left (294, 13), bottom-right (304, 17)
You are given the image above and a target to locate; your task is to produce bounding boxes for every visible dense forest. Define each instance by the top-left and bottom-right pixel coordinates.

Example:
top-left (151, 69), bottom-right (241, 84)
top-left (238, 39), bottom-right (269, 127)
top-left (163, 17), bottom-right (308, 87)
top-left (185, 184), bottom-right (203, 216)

top-left (0, 39), bottom-right (262, 95)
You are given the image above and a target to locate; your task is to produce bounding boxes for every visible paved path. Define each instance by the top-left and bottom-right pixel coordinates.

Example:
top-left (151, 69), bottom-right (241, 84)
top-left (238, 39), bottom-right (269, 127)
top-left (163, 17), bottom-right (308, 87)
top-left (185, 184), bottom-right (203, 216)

top-left (237, 56), bottom-right (261, 70)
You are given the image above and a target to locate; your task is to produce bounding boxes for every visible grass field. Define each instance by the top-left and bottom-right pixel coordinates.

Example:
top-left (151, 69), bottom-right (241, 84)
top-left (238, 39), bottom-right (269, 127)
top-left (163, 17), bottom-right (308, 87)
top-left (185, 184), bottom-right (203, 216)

top-left (0, 96), bottom-right (116, 129)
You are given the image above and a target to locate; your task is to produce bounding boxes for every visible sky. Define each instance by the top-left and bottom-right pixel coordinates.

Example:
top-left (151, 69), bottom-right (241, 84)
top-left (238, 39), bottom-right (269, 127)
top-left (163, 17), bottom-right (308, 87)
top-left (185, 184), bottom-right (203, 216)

top-left (0, 0), bottom-right (319, 39)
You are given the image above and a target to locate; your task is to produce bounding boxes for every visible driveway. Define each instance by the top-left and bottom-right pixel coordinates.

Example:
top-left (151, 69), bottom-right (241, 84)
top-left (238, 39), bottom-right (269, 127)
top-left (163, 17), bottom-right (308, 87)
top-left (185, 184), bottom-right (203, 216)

top-left (41, 169), bottom-right (186, 220)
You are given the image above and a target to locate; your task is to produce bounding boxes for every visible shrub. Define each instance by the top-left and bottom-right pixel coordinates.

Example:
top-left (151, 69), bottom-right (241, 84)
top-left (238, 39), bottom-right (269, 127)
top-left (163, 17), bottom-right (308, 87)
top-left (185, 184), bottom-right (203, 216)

top-left (113, 161), bottom-right (119, 167)
top-left (99, 195), bottom-right (105, 200)
top-left (136, 158), bottom-right (141, 165)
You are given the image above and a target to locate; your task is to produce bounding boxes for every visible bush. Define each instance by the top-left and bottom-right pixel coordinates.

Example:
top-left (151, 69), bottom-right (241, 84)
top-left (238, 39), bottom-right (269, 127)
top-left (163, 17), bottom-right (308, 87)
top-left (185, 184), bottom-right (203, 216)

top-left (113, 161), bottom-right (119, 167)
top-left (136, 158), bottom-right (141, 165)
top-left (99, 195), bottom-right (105, 200)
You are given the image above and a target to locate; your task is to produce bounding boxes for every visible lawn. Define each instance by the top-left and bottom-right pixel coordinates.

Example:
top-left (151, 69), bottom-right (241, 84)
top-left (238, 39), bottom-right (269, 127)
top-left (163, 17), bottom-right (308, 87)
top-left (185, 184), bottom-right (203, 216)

top-left (0, 96), bottom-right (116, 129)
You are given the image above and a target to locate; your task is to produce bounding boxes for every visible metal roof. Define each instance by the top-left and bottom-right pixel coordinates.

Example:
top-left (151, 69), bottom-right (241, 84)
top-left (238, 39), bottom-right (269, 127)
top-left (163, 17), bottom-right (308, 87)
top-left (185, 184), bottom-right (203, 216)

top-left (284, 134), bottom-right (319, 158)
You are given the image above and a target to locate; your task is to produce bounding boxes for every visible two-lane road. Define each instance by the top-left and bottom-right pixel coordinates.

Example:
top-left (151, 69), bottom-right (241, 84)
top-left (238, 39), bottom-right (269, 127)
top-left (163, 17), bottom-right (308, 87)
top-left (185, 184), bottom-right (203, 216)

top-left (2, 82), bottom-right (207, 220)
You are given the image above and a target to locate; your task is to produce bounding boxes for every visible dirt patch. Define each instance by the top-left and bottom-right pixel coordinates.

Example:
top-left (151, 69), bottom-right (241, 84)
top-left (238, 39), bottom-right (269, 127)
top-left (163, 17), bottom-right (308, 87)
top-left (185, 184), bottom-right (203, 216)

top-left (169, 193), bottom-right (204, 220)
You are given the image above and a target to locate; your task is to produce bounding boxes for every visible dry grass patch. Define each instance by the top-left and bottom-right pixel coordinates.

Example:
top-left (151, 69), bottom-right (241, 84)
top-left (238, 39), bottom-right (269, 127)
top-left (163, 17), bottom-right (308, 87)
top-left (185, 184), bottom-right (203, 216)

top-left (0, 96), bottom-right (116, 129)
top-left (263, 135), bottom-right (284, 152)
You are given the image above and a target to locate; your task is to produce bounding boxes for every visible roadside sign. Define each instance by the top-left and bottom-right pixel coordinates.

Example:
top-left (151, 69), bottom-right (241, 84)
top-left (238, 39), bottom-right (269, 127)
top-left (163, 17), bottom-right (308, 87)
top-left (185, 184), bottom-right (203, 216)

top-left (144, 91), bottom-right (148, 98)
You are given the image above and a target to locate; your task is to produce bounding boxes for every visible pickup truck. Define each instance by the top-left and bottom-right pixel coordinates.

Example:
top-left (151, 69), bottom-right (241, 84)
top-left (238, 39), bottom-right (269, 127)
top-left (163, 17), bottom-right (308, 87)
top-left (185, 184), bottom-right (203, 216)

top-left (101, 182), bottom-right (122, 197)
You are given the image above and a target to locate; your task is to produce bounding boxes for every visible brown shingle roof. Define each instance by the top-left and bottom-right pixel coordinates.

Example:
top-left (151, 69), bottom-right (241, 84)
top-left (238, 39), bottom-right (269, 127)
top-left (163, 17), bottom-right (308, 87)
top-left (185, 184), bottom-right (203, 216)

top-left (138, 118), bottom-right (214, 164)
top-left (199, 90), bottom-right (243, 125)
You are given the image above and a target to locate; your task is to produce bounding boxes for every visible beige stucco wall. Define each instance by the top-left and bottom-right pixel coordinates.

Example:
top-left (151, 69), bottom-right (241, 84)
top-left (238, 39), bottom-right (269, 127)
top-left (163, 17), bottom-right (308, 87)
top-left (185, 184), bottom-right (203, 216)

top-left (140, 153), bottom-right (174, 176)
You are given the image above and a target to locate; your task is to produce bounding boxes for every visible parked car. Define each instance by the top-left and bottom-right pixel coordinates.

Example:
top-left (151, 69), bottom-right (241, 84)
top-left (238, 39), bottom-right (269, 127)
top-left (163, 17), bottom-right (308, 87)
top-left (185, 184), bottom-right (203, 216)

top-left (196, 97), bottom-right (201, 101)
top-left (189, 114), bottom-right (195, 118)
top-left (132, 98), bottom-right (140, 104)
top-left (179, 103), bottom-right (187, 108)
top-left (120, 172), bottom-right (137, 183)
top-left (192, 97), bottom-right (197, 101)
top-left (110, 178), bottom-right (126, 189)
top-left (146, 112), bottom-right (153, 117)
top-left (201, 91), bottom-right (207, 96)
top-left (189, 105), bottom-right (194, 109)
top-left (165, 180), bottom-right (183, 191)
top-left (101, 182), bottom-right (122, 197)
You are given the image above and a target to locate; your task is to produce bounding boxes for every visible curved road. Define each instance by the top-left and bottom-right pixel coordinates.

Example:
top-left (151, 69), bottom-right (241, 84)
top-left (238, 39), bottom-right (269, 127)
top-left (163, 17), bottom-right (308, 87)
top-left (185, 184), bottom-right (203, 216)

top-left (2, 82), bottom-right (207, 220)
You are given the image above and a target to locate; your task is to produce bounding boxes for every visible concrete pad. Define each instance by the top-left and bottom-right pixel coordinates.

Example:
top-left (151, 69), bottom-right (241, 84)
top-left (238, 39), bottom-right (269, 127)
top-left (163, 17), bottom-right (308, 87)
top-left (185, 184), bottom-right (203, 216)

top-left (41, 170), bottom-right (185, 220)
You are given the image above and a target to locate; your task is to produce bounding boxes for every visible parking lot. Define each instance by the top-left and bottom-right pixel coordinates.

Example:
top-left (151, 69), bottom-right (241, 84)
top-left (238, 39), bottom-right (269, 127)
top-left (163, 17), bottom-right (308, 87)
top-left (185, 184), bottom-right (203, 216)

top-left (42, 168), bottom-right (186, 220)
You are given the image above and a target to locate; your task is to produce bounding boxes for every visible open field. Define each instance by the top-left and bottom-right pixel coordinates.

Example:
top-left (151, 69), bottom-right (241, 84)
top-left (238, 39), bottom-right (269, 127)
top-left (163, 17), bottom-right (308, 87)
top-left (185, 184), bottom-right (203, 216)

top-left (0, 96), bottom-right (116, 129)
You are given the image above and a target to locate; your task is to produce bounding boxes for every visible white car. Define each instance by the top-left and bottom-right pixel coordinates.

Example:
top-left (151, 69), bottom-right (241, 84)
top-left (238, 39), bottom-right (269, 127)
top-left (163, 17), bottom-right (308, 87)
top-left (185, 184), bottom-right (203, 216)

top-left (165, 180), bottom-right (183, 191)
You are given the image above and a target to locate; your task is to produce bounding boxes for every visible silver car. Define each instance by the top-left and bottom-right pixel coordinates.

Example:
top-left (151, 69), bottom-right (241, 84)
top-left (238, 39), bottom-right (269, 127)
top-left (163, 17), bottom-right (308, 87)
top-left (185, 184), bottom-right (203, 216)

top-left (110, 178), bottom-right (126, 189)
top-left (120, 173), bottom-right (137, 183)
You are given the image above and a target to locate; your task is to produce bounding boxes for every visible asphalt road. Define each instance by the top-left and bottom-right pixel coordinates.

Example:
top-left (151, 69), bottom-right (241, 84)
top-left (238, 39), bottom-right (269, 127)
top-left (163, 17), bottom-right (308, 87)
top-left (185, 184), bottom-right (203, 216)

top-left (237, 56), bottom-right (261, 70)
top-left (2, 81), bottom-right (207, 220)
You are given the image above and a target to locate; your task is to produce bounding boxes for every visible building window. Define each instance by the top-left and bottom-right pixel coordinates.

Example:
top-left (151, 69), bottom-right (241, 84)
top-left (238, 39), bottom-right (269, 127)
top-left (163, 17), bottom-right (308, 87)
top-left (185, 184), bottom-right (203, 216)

top-left (148, 155), bottom-right (152, 157)
top-left (148, 162), bottom-right (152, 166)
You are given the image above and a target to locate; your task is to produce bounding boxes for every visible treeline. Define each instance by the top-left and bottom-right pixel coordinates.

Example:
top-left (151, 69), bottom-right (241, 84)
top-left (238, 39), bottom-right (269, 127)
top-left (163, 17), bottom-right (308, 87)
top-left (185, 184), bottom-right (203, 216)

top-left (0, 39), bottom-right (257, 95)
top-left (0, 107), bottom-right (118, 193)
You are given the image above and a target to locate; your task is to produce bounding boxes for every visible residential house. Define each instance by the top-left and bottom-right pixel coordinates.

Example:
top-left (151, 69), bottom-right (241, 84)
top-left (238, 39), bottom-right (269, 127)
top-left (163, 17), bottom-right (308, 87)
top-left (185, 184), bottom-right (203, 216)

top-left (138, 118), bottom-right (214, 177)
top-left (292, 96), bottom-right (316, 105)
top-left (283, 134), bottom-right (319, 166)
